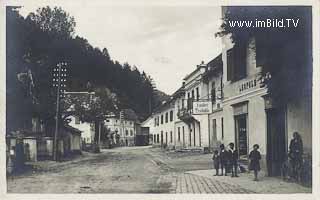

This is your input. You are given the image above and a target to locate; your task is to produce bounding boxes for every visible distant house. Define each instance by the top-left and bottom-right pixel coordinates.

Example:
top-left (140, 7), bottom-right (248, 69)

top-left (68, 115), bottom-right (94, 144)
top-left (61, 124), bottom-right (82, 155)
top-left (104, 109), bottom-right (139, 147)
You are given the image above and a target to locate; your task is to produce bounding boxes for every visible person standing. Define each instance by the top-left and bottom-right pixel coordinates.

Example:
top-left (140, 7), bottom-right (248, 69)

top-left (289, 131), bottom-right (303, 181)
top-left (249, 144), bottom-right (261, 181)
top-left (212, 150), bottom-right (220, 176)
top-left (228, 143), bottom-right (239, 177)
top-left (219, 144), bottom-right (228, 176)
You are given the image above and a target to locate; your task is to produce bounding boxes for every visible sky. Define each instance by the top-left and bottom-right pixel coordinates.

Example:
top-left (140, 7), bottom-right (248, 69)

top-left (19, 2), bottom-right (223, 95)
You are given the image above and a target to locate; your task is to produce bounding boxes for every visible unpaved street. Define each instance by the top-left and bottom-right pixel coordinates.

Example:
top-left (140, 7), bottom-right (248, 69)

top-left (7, 146), bottom-right (311, 194)
top-left (7, 146), bottom-right (171, 193)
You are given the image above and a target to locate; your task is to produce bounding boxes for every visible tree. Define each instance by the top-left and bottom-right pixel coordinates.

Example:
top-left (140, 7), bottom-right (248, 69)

top-left (216, 6), bottom-right (312, 107)
top-left (27, 6), bottom-right (76, 38)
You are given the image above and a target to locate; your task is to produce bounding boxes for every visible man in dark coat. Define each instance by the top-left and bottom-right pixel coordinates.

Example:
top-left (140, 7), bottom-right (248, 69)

top-left (289, 131), bottom-right (303, 181)
top-left (219, 144), bottom-right (229, 176)
top-left (228, 143), bottom-right (239, 177)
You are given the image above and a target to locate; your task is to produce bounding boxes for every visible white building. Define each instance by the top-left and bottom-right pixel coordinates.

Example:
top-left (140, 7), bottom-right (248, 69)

top-left (68, 115), bottom-right (94, 144)
top-left (104, 109), bottom-right (138, 146)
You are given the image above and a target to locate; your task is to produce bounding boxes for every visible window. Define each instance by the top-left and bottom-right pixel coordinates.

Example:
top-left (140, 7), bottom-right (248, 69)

top-left (125, 130), bottom-right (128, 136)
top-left (227, 42), bottom-right (247, 82)
top-left (75, 116), bottom-right (80, 124)
top-left (106, 119), bottom-right (110, 122)
top-left (157, 134), bottom-right (159, 143)
top-left (191, 90), bottom-right (195, 99)
top-left (196, 87), bottom-right (199, 100)
top-left (154, 135), bottom-right (156, 143)
top-left (161, 115), bottom-right (163, 124)
top-left (221, 117), bottom-right (224, 140)
top-left (178, 127), bottom-right (181, 142)
top-left (165, 112), bottom-right (168, 123)
top-left (130, 130), bottom-right (133, 136)
top-left (211, 82), bottom-right (216, 103)
top-left (116, 120), bottom-right (118, 123)
top-left (170, 110), bottom-right (173, 121)
top-left (170, 131), bottom-right (173, 143)
top-left (154, 118), bottom-right (157, 127)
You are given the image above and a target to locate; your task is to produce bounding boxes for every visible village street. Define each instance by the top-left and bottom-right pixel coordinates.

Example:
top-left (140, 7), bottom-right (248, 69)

top-left (7, 146), bottom-right (311, 194)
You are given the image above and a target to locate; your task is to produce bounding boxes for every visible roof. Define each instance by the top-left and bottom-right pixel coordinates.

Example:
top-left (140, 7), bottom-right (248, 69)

top-left (183, 62), bottom-right (207, 81)
top-left (202, 54), bottom-right (223, 81)
top-left (64, 124), bottom-right (82, 135)
top-left (106, 109), bottom-right (139, 122)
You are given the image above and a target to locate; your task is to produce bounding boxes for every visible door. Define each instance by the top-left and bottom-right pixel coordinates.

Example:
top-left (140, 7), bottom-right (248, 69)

top-left (235, 114), bottom-right (248, 160)
top-left (266, 109), bottom-right (286, 176)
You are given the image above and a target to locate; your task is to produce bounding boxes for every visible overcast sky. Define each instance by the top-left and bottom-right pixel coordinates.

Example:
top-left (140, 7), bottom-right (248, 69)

top-left (19, 3), bottom-right (222, 94)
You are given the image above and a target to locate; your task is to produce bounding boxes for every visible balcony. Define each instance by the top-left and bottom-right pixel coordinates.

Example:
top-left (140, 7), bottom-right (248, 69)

top-left (177, 108), bottom-right (194, 123)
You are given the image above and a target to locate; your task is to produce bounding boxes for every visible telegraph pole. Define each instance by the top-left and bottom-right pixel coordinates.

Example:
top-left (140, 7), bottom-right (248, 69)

top-left (52, 62), bottom-right (67, 161)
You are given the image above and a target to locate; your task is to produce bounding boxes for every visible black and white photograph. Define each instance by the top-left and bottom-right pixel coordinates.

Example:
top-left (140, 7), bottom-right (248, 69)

top-left (2, 0), bottom-right (320, 199)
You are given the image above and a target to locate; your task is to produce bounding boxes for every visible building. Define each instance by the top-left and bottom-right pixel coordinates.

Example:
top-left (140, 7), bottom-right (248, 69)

top-left (220, 6), bottom-right (312, 175)
top-left (151, 100), bottom-right (175, 148)
top-left (68, 115), bottom-right (94, 144)
top-left (104, 109), bottom-right (138, 146)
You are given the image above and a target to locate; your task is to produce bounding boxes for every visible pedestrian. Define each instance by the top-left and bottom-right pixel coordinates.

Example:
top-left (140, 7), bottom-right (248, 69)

top-left (212, 150), bottom-right (220, 176)
top-left (219, 144), bottom-right (228, 176)
top-left (228, 143), bottom-right (239, 177)
top-left (249, 144), bottom-right (261, 181)
top-left (288, 131), bottom-right (303, 181)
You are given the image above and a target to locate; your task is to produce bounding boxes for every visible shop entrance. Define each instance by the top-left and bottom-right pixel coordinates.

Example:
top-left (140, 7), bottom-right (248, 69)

top-left (266, 108), bottom-right (286, 176)
top-left (235, 114), bottom-right (248, 160)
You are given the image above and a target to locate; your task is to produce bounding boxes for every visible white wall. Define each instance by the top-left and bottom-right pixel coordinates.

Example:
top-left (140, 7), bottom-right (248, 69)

top-left (68, 116), bottom-right (92, 143)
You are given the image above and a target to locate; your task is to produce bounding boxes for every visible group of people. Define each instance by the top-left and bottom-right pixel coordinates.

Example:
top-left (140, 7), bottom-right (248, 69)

top-left (212, 143), bottom-right (261, 181)
top-left (212, 132), bottom-right (304, 182)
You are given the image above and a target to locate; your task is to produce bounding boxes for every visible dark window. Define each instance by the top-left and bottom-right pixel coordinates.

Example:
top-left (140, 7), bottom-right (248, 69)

top-left (227, 41), bottom-right (247, 82)
top-left (211, 82), bottom-right (216, 103)
top-left (170, 110), bottom-right (173, 121)
top-left (221, 117), bottom-right (224, 140)
top-left (157, 134), bottom-right (159, 143)
top-left (125, 130), bottom-right (128, 136)
top-left (196, 87), bottom-right (199, 100)
top-left (191, 90), bottom-right (195, 99)
top-left (161, 115), bottom-right (163, 124)
top-left (170, 131), bottom-right (173, 143)
top-left (165, 112), bottom-right (168, 123)
top-left (178, 127), bottom-right (181, 142)
top-left (154, 118), bottom-right (157, 127)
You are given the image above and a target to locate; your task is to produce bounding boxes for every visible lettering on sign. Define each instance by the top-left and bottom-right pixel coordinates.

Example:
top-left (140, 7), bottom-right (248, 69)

top-left (239, 78), bottom-right (258, 93)
top-left (193, 101), bottom-right (212, 115)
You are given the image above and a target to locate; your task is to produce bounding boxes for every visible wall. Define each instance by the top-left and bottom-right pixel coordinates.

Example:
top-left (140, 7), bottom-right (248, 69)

top-left (69, 116), bottom-right (93, 144)
top-left (287, 95), bottom-right (312, 155)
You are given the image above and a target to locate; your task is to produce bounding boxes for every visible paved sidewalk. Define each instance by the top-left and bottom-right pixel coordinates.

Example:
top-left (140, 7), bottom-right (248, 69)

top-left (174, 173), bottom-right (254, 193)
top-left (188, 169), bottom-right (311, 193)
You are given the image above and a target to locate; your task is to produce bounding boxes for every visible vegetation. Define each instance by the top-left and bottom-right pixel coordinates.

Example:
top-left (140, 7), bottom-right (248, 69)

top-left (6, 6), bottom-right (166, 134)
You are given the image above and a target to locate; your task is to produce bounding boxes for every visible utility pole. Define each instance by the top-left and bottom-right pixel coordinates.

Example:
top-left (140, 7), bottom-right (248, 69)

top-left (52, 62), bottom-right (67, 161)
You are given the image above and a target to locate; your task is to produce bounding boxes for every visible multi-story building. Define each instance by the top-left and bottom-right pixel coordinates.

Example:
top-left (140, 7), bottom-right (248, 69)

top-left (152, 99), bottom-right (175, 147)
top-left (142, 7), bottom-right (311, 178)
top-left (220, 7), bottom-right (312, 175)
top-left (104, 109), bottom-right (138, 146)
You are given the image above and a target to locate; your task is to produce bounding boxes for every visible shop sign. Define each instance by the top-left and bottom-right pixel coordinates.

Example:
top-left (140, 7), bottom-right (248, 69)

top-left (239, 78), bottom-right (258, 93)
top-left (193, 101), bottom-right (212, 114)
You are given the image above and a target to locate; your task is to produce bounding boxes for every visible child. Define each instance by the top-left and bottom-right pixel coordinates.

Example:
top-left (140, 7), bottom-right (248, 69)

top-left (249, 144), bottom-right (261, 181)
top-left (219, 144), bottom-right (228, 176)
top-left (212, 150), bottom-right (220, 176)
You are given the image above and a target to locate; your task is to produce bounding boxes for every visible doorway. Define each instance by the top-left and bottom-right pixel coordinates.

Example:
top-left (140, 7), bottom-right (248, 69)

top-left (266, 108), bottom-right (286, 176)
top-left (235, 114), bottom-right (248, 160)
